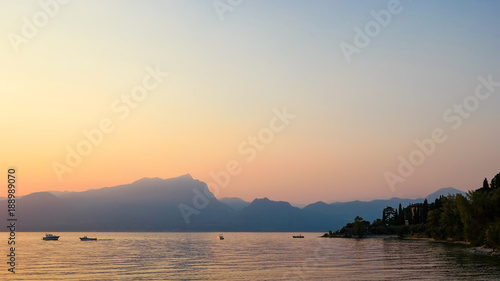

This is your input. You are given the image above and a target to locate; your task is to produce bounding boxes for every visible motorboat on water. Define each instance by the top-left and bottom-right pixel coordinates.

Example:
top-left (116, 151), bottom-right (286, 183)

top-left (42, 234), bottom-right (60, 241)
top-left (80, 236), bottom-right (97, 241)
top-left (292, 234), bottom-right (304, 238)
top-left (217, 234), bottom-right (224, 240)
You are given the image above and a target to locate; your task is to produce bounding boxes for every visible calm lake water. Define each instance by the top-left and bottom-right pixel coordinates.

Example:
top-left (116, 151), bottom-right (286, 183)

top-left (1, 232), bottom-right (499, 280)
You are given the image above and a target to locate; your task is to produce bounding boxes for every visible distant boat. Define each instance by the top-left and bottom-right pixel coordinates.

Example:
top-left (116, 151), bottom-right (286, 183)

top-left (42, 234), bottom-right (60, 241)
top-left (292, 234), bottom-right (304, 238)
top-left (80, 236), bottom-right (97, 241)
top-left (217, 234), bottom-right (224, 240)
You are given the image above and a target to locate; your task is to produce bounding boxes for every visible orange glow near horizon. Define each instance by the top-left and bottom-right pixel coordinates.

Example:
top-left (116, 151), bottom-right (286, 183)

top-left (2, 1), bottom-right (500, 203)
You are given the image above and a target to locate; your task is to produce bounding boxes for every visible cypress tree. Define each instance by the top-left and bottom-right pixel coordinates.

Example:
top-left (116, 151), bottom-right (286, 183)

top-left (422, 199), bottom-right (429, 223)
top-left (398, 204), bottom-right (404, 225)
top-left (483, 178), bottom-right (490, 190)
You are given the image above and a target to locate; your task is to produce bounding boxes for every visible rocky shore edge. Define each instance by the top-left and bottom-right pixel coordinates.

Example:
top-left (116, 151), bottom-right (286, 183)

top-left (470, 246), bottom-right (500, 256)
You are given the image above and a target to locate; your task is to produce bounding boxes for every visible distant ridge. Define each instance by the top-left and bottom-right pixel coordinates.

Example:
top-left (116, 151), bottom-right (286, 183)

top-left (425, 187), bottom-right (466, 202)
top-left (0, 175), bottom-right (469, 232)
top-left (1, 174), bottom-right (233, 231)
top-left (218, 197), bottom-right (250, 211)
top-left (47, 174), bottom-right (195, 198)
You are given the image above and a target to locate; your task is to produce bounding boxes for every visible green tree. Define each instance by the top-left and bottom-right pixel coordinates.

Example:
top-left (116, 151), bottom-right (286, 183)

top-left (372, 218), bottom-right (384, 227)
top-left (427, 208), bottom-right (443, 239)
top-left (414, 204), bottom-right (421, 225)
top-left (490, 188), bottom-right (500, 219)
top-left (398, 203), bottom-right (404, 225)
top-left (392, 171), bottom-right (500, 247)
top-left (467, 189), bottom-right (490, 245)
top-left (483, 178), bottom-right (490, 190)
top-left (485, 221), bottom-right (500, 248)
top-left (491, 173), bottom-right (500, 190)
top-left (422, 199), bottom-right (429, 223)
top-left (456, 193), bottom-right (476, 243)
top-left (353, 216), bottom-right (367, 238)
top-left (440, 195), bottom-right (464, 240)
top-left (382, 206), bottom-right (395, 225)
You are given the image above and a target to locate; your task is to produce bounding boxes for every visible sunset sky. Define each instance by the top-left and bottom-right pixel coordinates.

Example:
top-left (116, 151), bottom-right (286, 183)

top-left (1, 0), bottom-right (500, 203)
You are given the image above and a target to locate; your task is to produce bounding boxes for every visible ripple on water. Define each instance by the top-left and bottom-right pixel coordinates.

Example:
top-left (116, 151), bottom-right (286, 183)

top-left (2, 233), bottom-right (500, 280)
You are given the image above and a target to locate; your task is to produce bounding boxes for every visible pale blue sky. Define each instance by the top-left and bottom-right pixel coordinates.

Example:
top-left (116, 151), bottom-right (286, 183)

top-left (1, 0), bottom-right (500, 202)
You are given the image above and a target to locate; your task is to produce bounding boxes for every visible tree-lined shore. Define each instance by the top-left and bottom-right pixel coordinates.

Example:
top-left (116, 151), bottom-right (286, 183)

top-left (324, 172), bottom-right (500, 249)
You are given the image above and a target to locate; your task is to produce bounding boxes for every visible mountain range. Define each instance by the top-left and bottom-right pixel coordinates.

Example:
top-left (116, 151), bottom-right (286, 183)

top-left (0, 174), bottom-right (466, 232)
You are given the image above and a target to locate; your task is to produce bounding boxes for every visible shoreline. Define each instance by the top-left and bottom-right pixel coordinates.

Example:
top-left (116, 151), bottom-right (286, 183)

top-left (469, 246), bottom-right (500, 256)
top-left (321, 234), bottom-right (500, 256)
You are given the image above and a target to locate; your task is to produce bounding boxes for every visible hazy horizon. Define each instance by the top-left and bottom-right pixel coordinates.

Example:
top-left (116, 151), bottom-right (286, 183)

top-left (2, 1), bottom-right (500, 204)
top-left (23, 174), bottom-right (469, 205)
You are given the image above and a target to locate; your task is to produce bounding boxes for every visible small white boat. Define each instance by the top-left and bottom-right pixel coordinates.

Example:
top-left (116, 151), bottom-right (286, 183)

top-left (42, 234), bottom-right (60, 241)
top-left (80, 236), bottom-right (97, 241)
top-left (217, 234), bottom-right (224, 240)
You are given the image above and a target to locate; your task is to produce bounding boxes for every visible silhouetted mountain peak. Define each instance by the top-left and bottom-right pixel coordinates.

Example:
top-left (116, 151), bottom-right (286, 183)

top-left (309, 201), bottom-right (328, 207)
top-left (4, 176), bottom-right (474, 232)
top-left (248, 198), bottom-right (295, 209)
top-left (3, 174), bottom-right (233, 231)
top-left (179, 173), bottom-right (194, 180)
top-left (21, 191), bottom-right (60, 202)
top-left (252, 197), bottom-right (271, 203)
top-left (426, 187), bottom-right (466, 202)
top-left (131, 177), bottom-right (163, 184)
top-left (132, 174), bottom-right (193, 185)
